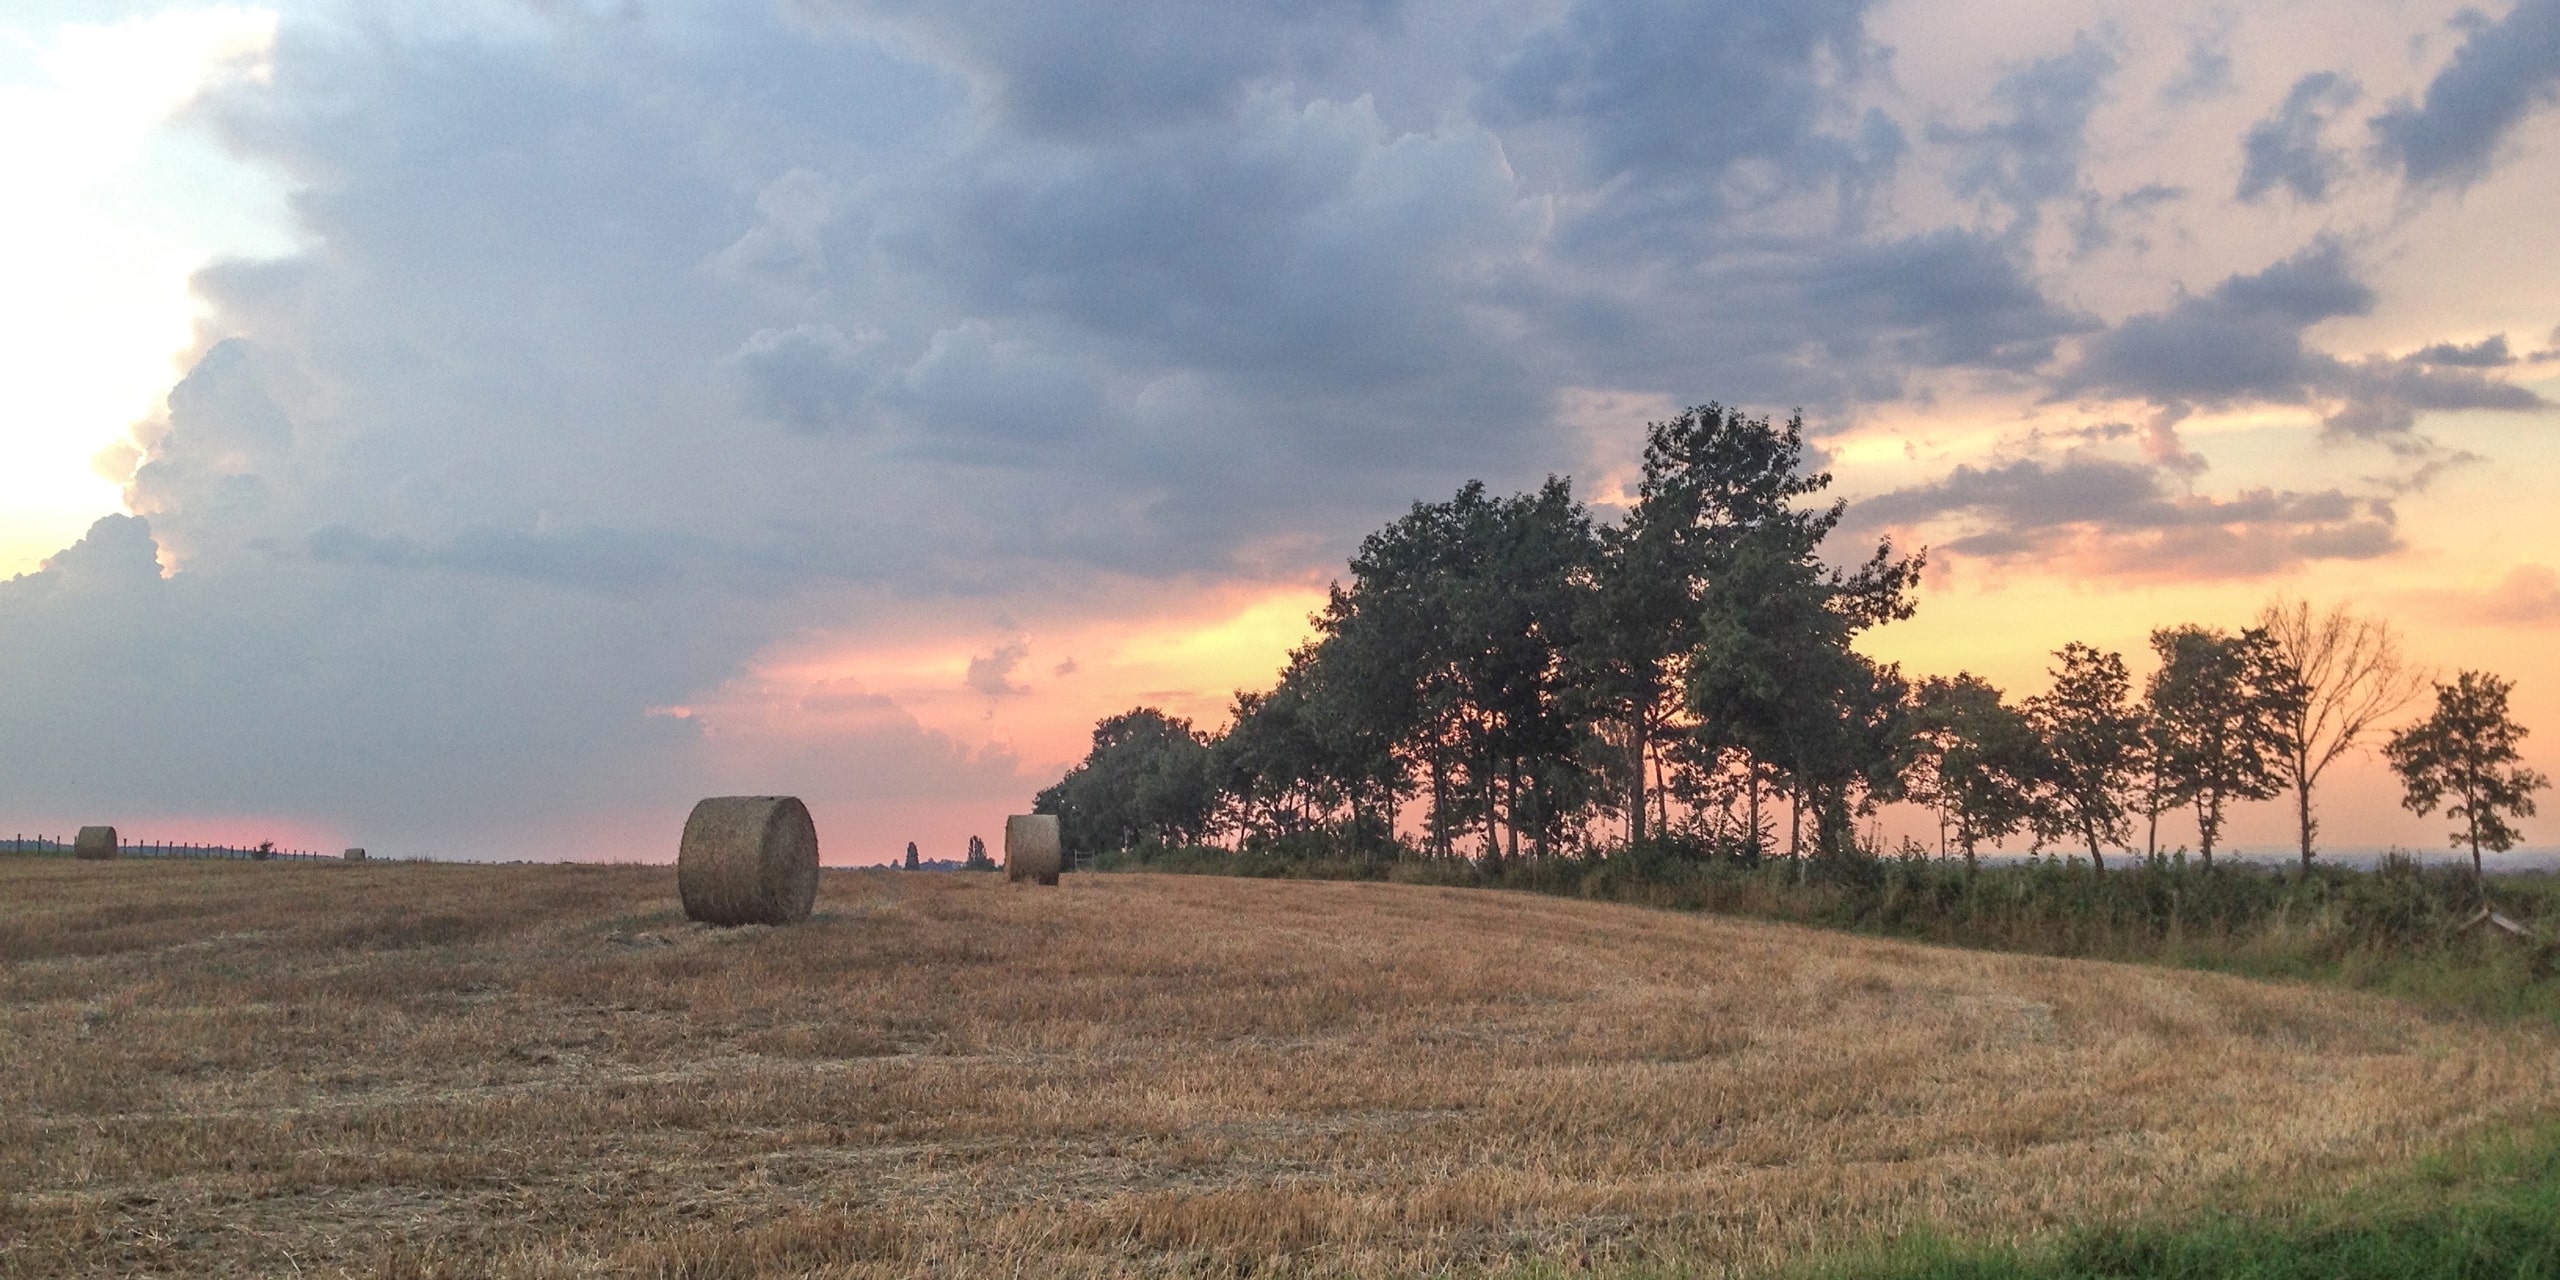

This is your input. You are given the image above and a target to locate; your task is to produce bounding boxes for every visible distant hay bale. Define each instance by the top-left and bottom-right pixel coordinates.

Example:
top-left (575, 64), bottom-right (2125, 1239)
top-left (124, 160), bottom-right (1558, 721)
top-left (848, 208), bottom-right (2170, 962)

top-left (343, 847), bottom-right (367, 863)
top-left (73, 826), bottom-right (117, 861)
top-left (1005, 814), bottom-right (1062, 886)
top-left (678, 796), bottom-right (820, 926)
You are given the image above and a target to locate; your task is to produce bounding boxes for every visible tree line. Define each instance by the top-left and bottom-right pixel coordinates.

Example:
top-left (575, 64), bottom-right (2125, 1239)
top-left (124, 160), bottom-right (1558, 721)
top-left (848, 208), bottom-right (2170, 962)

top-left (1036, 406), bottom-right (2547, 877)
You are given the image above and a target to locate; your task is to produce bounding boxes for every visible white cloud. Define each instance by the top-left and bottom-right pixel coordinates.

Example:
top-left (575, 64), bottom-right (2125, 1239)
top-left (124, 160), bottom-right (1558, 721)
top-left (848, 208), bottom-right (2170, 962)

top-left (0, 6), bottom-right (289, 574)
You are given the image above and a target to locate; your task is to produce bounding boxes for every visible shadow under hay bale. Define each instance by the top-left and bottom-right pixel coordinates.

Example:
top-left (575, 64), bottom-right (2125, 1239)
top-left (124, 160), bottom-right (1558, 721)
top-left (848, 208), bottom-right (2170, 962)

top-left (74, 826), bottom-right (117, 861)
top-left (678, 796), bottom-right (820, 925)
top-left (1005, 814), bottom-right (1062, 886)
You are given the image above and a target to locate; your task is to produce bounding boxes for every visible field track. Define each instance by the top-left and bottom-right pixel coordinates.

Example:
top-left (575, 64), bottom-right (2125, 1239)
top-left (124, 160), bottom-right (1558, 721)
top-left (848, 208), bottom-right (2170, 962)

top-left (3, 860), bottom-right (2555, 1278)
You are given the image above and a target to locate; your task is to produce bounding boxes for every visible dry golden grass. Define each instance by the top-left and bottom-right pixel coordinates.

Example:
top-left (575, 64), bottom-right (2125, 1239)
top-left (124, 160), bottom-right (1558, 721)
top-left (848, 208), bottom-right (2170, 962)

top-left (2, 860), bottom-right (2554, 1278)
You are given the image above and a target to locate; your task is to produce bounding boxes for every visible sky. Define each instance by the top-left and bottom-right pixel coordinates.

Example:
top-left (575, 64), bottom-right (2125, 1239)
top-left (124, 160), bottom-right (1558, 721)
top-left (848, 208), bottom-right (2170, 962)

top-left (2, 0), bottom-right (2556, 864)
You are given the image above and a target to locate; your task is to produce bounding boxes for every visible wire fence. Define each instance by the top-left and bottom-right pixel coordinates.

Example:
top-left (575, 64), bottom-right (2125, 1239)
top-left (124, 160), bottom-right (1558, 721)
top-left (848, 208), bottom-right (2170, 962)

top-left (3, 835), bottom-right (342, 861)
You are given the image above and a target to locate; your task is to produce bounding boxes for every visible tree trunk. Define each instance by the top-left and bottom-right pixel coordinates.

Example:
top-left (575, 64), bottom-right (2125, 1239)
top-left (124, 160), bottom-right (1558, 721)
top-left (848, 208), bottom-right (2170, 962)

top-left (1628, 724), bottom-right (1648, 847)
top-left (1746, 767), bottom-right (1761, 861)
top-left (2295, 777), bottom-right (2315, 875)
top-left (2086, 826), bottom-right (2105, 875)
top-left (2470, 804), bottom-right (2484, 882)
top-left (2195, 794), bottom-right (2216, 869)
top-left (1654, 743), bottom-right (1670, 836)
top-left (1505, 757), bottom-right (1521, 865)
top-left (1430, 751), bottom-right (1450, 859)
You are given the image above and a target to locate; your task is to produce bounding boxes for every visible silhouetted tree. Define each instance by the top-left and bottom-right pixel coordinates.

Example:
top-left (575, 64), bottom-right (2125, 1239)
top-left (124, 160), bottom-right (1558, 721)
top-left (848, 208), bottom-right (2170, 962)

top-left (1309, 478), bottom-right (1595, 865)
top-left (2384, 670), bottom-right (2549, 881)
top-left (1907, 673), bottom-right (2044, 869)
top-left (1689, 515), bottom-right (1919, 861)
top-left (2145, 625), bottom-right (2297, 866)
top-left (2024, 643), bottom-right (2146, 871)
top-left (1034, 707), bottom-right (1224, 855)
top-left (1582, 405), bottom-right (1833, 845)
top-left (2256, 597), bottom-right (2428, 872)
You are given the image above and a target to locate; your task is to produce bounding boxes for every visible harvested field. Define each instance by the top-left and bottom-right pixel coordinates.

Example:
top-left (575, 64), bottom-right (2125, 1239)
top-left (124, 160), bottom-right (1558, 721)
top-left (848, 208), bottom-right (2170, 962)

top-left (2, 860), bottom-right (2554, 1278)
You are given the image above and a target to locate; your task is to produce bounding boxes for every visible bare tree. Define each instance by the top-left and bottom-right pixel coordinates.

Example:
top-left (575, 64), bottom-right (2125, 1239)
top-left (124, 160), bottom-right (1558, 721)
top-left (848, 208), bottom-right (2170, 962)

top-left (2256, 597), bottom-right (2429, 872)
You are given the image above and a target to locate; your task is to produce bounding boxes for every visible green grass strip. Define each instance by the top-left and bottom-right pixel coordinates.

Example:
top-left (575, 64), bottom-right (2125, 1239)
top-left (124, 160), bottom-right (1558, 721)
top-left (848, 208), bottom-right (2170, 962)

top-left (1792, 1124), bottom-right (2560, 1280)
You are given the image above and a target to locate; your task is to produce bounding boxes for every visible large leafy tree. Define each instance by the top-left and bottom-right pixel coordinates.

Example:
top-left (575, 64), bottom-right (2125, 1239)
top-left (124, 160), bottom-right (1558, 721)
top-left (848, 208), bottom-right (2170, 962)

top-left (2024, 643), bottom-right (2146, 871)
top-left (1688, 511), bottom-right (1920, 860)
top-left (1308, 478), bottom-right (1596, 865)
top-left (2255, 597), bottom-right (2428, 873)
top-left (1215, 668), bottom-right (1330, 844)
top-left (1907, 673), bottom-right (2044, 868)
top-left (2383, 670), bottom-right (2549, 880)
top-left (1034, 707), bottom-right (1224, 856)
top-left (2144, 626), bottom-right (2297, 866)
top-left (1582, 405), bottom-right (1832, 845)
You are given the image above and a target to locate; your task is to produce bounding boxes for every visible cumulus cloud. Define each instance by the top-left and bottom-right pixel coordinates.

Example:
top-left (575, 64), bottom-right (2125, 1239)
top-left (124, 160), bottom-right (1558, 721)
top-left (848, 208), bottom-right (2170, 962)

top-left (1849, 457), bottom-right (2401, 578)
top-left (798, 0), bottom-right (1407, 138)
top-left (1483, 0), bottom-right (1885, 208)
top-left (2158, 24), bottom-right (2236, 105)
top-left (2237, 71), bottom-right (2361, 202)
top-left (1803, 230), bottom-right (2100, 371)
top-left (726, 324), bottom-right (879, 433)
top-left (965, 637), bottom-right (1033, 698)
top-left (2409, 334), bottom-right (2517, 367)
top-left (2063, 240), bottom-right (2550, 436)
top-left (1931, 31), bottom-right (2119, 224)
top-left (2371, 0), bottom-right (2560, 190)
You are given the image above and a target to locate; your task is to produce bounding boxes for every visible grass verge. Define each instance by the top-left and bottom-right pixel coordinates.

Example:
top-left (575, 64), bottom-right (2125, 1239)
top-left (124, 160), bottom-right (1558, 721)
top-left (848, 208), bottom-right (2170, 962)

top-left (1095, 843), bottom-right (2560, 1024)
top-left (1788, 1121), bottom-right (2560, 1280)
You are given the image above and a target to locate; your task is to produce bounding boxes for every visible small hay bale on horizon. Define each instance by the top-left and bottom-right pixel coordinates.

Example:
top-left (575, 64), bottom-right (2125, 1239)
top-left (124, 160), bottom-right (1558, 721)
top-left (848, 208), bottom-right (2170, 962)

top-left (1005, 814), bottom-right (1062, 886)
top-left (343, 847), bottom-right (367, 863)
top-left (74, 826), bottom-right (117, 861)
top-left (678, 796), bottom-right (820, 926)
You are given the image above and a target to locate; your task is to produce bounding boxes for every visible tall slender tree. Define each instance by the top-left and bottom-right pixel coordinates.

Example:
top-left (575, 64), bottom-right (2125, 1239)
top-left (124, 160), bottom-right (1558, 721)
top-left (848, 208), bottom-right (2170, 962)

top-left (2024, 643), bottom-right (2146, 872)
top-left (2384, 671), bottom-right (2549, 881)
top-left (2144, 625), bottom-right (2297, 867)
top-left (2256, 597), bottom-right (2428, 872)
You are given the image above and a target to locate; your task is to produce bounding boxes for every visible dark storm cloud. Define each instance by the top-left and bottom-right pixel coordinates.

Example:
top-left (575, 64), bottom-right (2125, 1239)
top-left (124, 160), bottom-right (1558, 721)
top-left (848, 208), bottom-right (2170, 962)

top-left (1849, 457), bottom-right (2402, 577)
top-left (2237, 71), bottom-right (2361, 203)
top-left (2371, 0), bottom-right (2560, 190)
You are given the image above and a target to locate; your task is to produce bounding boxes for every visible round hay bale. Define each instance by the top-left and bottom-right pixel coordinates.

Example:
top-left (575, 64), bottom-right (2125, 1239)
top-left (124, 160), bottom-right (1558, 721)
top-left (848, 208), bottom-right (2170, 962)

top-left (1004, 814), bottom-right (1062, 886)
top-left (73, 826), bottom-right (118, 861)
top-left (678, 796), bottom-right (820, 926)
top-left (343, 847), bottom-right (368, 863)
